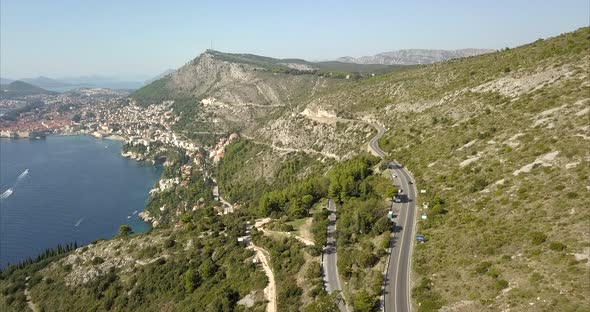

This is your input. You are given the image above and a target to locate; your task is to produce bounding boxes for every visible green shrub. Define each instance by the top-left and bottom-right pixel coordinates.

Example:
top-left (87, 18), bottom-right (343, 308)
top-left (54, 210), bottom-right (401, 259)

top-left (118, 225), bottom-right (133, 236)
top-left (412, 278), bottom-right (443, 311)
top-left (549, 241), bottom-right (567, 251)
top-left (469, 177), bottom-right (489, 193)
top-left (475, 261), bottom-right (492, 275)
top-left (566, 192), bottom-right (578, 199)
top-left (530, 231), bottom-right (547, 245)
top-left (184, 268), bottom-right (200, 292)
top-left (353, 289), bottom-right (378, 312)
top-left (163, 239), bottom-right (175, 248)
top-left (494, 279), bottom-right (509, 290)
top-left (305, 261), bottom-right (321, 280)
top-left (530, 272), bottom-right (543, 284)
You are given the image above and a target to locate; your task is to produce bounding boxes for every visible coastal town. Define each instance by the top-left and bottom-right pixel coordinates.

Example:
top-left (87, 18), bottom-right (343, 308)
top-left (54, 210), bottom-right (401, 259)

top-left (0, 87), bottom-right (236, 160)
top-left (0, 88), bottom-right (126, 138)
top-left (1, 87), bottom-right (240, 224)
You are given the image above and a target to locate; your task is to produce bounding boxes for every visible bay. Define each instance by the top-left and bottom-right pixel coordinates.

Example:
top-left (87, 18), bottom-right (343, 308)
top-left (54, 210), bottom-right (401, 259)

top-left (0, 135), bottom-right (162, 268)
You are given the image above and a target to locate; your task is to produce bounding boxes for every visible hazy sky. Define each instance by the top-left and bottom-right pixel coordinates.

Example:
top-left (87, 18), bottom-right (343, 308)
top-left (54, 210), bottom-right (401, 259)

top-left (1, 0), bottom-right (588, 80)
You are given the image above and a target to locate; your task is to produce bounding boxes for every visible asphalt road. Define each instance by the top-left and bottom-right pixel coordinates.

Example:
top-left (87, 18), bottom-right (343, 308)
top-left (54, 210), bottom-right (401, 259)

top-left (367, 124), bottom-right (416, 312)
top-left (368, 124), bottom-right (387, 158)
top-left (322, 199), bottom-right (350, 312)
top-left (383, 163), bottom-right (416, 312)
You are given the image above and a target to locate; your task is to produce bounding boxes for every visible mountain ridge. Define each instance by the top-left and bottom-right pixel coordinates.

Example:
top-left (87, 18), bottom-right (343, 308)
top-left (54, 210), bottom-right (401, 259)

top-left (337, 48), bottom-right (495, 65)
top-left (20, 76), bottom-right (73, 88)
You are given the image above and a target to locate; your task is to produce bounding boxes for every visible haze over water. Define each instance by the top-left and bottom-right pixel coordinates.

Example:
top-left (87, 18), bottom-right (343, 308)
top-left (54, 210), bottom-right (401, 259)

top-left (0, 135), bottom-right (162, 268)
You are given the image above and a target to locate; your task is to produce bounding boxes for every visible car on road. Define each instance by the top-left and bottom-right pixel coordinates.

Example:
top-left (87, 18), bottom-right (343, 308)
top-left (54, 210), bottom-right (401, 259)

top-left (394, 196), bottom-right (402, 203)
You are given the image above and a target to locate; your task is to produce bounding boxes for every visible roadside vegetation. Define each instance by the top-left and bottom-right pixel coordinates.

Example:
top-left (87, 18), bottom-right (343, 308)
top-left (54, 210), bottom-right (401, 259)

top-left (326, 27), bottom-right (589, 311)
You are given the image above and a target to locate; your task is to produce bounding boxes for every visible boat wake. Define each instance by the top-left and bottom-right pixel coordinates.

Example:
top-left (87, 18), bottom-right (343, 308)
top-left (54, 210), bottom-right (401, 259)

top-left (1, 169), bottom-right (29, 200)
top-left (75, 218), bottom-right (85, 227)
top-left (17, 169), bottom-right (29, 181)
top-left (0, 188), bottom-right (13, 199)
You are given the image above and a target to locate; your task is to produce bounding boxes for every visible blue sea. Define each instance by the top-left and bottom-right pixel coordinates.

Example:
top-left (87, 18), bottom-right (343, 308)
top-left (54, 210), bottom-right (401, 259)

top-left (0, 135), bottom-right (162, 268)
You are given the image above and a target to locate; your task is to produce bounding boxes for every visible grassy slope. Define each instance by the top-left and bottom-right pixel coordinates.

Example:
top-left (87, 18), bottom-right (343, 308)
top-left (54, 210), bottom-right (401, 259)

top-left (319, 27), bottom-right (589, 311)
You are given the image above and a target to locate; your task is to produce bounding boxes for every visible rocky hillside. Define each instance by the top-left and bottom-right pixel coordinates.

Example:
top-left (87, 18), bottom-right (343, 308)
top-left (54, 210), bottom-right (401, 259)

top-left (337, 48), bottom-right (494, 65)
top-left (131, 50), bottom-right (392, 159)
top-left (322, 27), bottom-right (589, 311)
top-left (156, 27), bottom-right (589, 311)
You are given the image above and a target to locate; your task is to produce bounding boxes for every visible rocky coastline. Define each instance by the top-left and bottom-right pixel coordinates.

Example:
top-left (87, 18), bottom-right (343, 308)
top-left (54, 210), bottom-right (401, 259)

top-left (0, 130), bottom-right (47, 139)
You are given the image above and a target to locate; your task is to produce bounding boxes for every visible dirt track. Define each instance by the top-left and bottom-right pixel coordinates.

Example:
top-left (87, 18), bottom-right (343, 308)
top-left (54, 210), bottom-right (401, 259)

top-left (248, 244), bottom-right (277, 312)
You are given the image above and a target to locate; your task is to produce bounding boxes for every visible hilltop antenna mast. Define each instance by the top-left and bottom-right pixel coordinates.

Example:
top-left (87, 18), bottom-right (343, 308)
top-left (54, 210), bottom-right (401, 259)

top-left (210, 40), bottom-right (213, 50)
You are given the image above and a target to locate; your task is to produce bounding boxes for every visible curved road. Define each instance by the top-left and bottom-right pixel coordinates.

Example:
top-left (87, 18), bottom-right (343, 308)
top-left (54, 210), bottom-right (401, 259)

top-left (367, 124), bottom-right (417, 312)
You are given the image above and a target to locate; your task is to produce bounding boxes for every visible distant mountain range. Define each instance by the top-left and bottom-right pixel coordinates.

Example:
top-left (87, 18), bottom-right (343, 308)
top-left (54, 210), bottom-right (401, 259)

top-left (0, 77), bottom-right (14, 85)
top-left (337, 48), bottom-right (495, 65)
top-left (0, 76), bottom-right (149, 92)
top-left (21, 76), bottom-right (76, 88)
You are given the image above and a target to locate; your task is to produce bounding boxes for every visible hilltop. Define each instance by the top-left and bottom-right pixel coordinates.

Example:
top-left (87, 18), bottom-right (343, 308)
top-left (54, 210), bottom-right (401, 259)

top-left (130, 50), bottom-right (408, 159)
top-left (0, 80), bottom-right (58, 98)
top-left (131, 50), bottom-right (407, 108)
